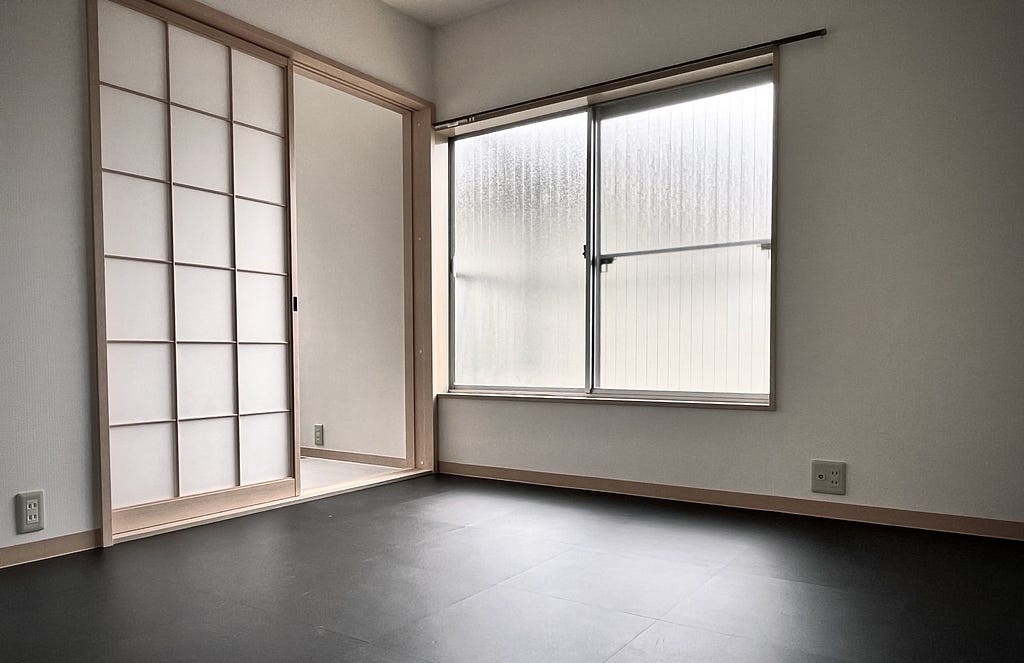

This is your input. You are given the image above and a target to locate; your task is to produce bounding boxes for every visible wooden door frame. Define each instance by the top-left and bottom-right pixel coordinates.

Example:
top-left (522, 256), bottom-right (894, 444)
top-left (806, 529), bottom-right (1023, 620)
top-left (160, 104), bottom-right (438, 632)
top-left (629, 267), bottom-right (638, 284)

top-left (88, 0), bottom-right (435, 546)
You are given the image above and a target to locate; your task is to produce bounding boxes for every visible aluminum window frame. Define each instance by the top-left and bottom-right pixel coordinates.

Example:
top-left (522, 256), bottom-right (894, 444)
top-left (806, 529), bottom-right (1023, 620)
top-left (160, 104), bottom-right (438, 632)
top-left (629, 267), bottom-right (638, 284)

top-left (447, 59), bottom-right (778, 409)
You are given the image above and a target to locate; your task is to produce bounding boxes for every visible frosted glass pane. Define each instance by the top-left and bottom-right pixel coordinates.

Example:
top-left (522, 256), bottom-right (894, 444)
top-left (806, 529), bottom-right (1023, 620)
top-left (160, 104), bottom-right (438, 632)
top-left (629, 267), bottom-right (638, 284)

top-left (171, 107), bottom-right (231, 192)
top-left (234, 126), bottom-right (286, 204)
top-left (238, 345), bottom-right (290, 413)
top-left (232, 50), bottom-right (284, 133)
top-left (177, 344), bottom-right (236, 418)
top-left (102, 173), bottom-right (169, 260)
top-left (599, 245), bottom-right (771, 394)
top-left (178, 418), bottom-right (237, 495)
top-left (168, 26), bottom-right (229, 117)
top-left (107, 343), bottom-right (174, 424)
top-left (600, 82), bottom-right (774, 254)
top-left (239, 413), bottom-right (290, 484)
top-left (109, 423), bottom-right (176, 508)
top-left (174, 266), bottom-right (234, 341)
top-left (100, 86), bottom-right (168, 179)
top-left (237, 273), bottom-right (288, 342)
top-left (97, 0), bottom-right (166, 99)
top-left (104, 258), bottom-right (171, 340)
top-left (452, 113), bottom-right (587, 388)
top-left (235, 199), bottom-right (287, 274)
top-left (172, 187), bottom-right (232, 267)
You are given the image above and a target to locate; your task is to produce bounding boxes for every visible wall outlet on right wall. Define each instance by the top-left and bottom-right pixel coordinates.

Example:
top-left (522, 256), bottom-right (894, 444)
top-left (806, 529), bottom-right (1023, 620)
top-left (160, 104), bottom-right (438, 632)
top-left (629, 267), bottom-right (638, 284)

top-left (811, 460), bottom-right (847, 495)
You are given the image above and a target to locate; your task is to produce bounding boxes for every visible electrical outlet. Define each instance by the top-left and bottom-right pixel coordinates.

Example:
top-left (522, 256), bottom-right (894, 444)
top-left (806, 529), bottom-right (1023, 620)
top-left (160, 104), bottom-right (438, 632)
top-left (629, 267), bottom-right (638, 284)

top-left (314, 424), bottom-right (324, 446)
top-left (811, 461), bottom-right (846, 495)
top-left (15, 490), bottom-right (44, 534)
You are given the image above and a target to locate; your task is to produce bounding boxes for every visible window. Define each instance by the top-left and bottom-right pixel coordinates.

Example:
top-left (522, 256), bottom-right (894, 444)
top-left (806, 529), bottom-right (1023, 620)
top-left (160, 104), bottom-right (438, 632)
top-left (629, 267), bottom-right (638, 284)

top-left (449, 67), bottom-right (775, 405)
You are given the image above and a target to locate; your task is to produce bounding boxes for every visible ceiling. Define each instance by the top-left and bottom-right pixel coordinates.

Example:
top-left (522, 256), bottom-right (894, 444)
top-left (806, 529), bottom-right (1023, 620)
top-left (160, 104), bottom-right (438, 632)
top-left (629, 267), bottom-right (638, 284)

top-left (380, 0), bottom-right (514, 27)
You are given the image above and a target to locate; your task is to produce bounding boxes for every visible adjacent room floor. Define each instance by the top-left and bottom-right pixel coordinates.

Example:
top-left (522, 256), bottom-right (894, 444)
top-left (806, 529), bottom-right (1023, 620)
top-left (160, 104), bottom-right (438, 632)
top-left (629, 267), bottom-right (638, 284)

top-left (299, 456), bottom-right (400, 492)
top-left (1, 475), bottom-right (1021, 662)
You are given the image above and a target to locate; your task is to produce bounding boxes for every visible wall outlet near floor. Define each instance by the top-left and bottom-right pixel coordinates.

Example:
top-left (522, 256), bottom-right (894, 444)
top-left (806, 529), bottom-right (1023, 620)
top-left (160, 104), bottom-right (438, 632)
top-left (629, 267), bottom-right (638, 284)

top-left (15, 490), bottom-right (44, 534)
top-left (811, 461), bottom-right (847, 495)
top-left (314, 424), bottom-right (325, 446)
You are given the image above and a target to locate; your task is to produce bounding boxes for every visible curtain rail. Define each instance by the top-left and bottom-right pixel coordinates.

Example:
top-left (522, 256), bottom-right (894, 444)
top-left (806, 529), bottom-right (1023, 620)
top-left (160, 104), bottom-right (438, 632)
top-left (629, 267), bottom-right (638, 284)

top-left (434, 28), bottom-right (826, 130)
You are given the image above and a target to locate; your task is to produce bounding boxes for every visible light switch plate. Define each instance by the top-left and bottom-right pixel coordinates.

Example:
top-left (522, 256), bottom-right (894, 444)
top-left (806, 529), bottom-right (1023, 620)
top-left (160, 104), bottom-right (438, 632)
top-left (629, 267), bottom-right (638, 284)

top-left (314, 424), bottom-right (324, 446)
top-left (811, 461), bottom-right (846, 495)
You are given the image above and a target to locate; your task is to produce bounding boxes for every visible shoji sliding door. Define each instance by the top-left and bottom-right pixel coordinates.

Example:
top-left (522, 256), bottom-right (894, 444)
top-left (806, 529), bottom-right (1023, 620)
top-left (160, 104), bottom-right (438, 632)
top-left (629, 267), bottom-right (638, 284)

top-left (89, 0), bottom-right (296, 540)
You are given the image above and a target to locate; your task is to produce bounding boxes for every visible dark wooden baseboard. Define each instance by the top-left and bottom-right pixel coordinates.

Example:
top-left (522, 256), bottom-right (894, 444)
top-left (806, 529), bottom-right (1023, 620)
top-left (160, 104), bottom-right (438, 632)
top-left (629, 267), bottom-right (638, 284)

top-left (301, 446), bottom-right (408, 468)
top-left (438, 462), bottom-right (1024, 541)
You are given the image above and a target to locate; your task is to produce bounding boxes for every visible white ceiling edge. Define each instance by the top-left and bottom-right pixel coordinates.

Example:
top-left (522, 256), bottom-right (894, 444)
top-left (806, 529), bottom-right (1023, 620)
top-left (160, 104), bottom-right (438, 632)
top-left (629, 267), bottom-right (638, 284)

top-left (379, 0), bottom-right (514, 27)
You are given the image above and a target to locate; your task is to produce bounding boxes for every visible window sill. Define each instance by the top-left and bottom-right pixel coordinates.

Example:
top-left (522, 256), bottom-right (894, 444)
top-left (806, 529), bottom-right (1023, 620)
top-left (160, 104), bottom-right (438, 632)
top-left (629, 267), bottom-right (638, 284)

top-left (439, 390), bottom-right (774, 411)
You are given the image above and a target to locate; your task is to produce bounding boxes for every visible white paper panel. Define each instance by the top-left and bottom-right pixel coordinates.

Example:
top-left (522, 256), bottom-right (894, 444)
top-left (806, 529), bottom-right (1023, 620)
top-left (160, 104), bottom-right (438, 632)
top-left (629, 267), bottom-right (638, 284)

top-left (234, 126), bottom-right (285, 204)
top-left (97, 0), bottom-right (166, 99)
top-left (231, 50), bottom-right (284, 133)
top-left (174, 266), bottom-right (234, 341)
top-left (168, 25), bottom-right (229, 118)
top-left (239, 413), bottom-right (290, 484)
top-left (102, 173), bottom-right (169, 260)
top-left (109, 423), bottom-right (176, 508)
top-left (172, 187), bottom-right (232, 267)
top-left (104, 258), bottom-right (171, 340)
top-left (100, 86), bottom-right (168, 180)
top-left (235, 199), bottom-right (287, 274)
top-left (238, 345), bottom-right (289, 413)
top-left (171, 107), bottom-right (231, 192)
top-left (178, 417), bottom-right (237, 495)
top-left (107, 343), bottom-right (174, 424)
top-left (177, 344), bottom-right (236, 418)
top-left (237, 272), bottom-right (288, 342)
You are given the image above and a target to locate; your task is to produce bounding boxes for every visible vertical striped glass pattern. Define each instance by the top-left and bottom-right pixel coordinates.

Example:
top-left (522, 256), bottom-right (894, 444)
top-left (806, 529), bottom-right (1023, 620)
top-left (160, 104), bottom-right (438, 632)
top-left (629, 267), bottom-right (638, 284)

top-left (600, 246), bottom-right (771, 394)
top-left (599, 82), bottom-right (774, 394)
top-left (452, 113), bottom-right (588, 388)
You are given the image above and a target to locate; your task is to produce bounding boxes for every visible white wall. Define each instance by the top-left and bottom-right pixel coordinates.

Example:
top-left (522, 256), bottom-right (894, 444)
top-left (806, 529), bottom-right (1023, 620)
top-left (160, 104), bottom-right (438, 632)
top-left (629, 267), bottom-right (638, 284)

top-left (1, 0), bottom-right (96, 549)
top-left (202, 0), bottom-right (434, 101)
top-left (295, 74), bottom-right (407, 460)
top-left (0, 0), bottom-right (432, 550)
top-left (434, 0), bottom-right (1024, 521)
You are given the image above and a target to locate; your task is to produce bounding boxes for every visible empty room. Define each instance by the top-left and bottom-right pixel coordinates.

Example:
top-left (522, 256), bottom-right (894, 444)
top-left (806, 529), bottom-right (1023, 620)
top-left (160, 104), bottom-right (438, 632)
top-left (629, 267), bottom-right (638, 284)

top-left (1, 0), bottom-right (1021, 661)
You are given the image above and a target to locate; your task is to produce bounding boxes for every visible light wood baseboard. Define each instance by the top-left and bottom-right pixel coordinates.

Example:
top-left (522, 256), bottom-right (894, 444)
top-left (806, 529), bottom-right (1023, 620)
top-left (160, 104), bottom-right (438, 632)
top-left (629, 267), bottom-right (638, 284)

top-left (438, 462), bottom-right (1024, 541)
top-left (112, 478), bottom-right (296, 535)
top-left (114, 468), bottom-right (430, 543)
top-left (0, 529), bottom-right (103, 569)
top-left (300, 446), bottom-right (409, 468)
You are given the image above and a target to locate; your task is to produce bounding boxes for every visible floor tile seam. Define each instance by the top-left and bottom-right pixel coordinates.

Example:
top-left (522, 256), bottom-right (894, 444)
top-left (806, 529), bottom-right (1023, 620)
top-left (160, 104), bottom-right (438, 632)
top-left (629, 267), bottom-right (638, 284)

top-left (160, 592), bottom-right (373, 649)
top-left (358, 552), bottom-right (524, 588)
top-left (496, 582), bottom-right (661, 622)
top-left (225, 592), bottom-right (374, 643)
top-left (648, 568), bottom-right (724, 621)
top-left (567, 540), bottom-right (737, 574)
top-left (364, 600), bottom-right (484, 663)
top-left (599, 618), bottom-right (660, 663)
top-left (382, 538), bottom-right (575, 586)
top-left (495, 543), bottom-right (724, 620)
top-left (493, 544), bottom-right (588, 587)
top-left (711, 565), bottom-right (912, 607)
top-left (651, 611), bottom-right (888, 662)
top-left (463, 520), bottom-right (584, 547)
top-left (365, 576), bottom-right (509, 650)
top-left (455, 521), bottom-right (582, 550)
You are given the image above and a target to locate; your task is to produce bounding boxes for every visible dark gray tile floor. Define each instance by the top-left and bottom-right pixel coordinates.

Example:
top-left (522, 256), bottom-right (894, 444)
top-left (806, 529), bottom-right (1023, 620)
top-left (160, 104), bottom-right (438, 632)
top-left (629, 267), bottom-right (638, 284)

top-left (1, 475), bottom-right (1021, 662)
